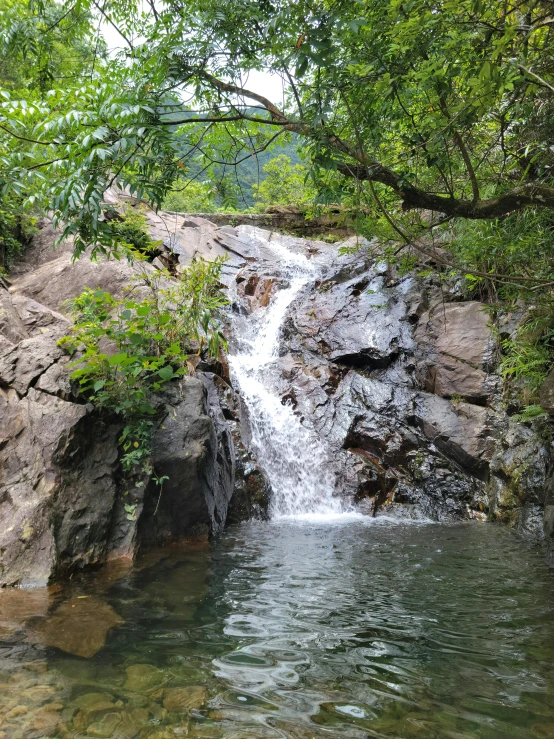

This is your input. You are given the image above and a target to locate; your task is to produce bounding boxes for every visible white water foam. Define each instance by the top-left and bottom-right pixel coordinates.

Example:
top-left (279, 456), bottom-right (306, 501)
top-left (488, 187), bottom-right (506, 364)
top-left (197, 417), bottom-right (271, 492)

top-left (228, 235), bottom-right (350, 519)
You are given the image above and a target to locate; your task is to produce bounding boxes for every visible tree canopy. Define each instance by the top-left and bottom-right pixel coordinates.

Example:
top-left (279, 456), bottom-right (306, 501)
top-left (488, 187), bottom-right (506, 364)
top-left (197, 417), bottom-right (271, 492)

top-left (2, 0), bottom-right (554, 256)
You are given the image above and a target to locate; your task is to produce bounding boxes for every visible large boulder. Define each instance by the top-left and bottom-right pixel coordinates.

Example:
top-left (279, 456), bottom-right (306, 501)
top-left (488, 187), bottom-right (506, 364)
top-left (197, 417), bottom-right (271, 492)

top-left (415, 301), bottom-right (496, 402)
top-left (0, 385), bottom-right (120, 587)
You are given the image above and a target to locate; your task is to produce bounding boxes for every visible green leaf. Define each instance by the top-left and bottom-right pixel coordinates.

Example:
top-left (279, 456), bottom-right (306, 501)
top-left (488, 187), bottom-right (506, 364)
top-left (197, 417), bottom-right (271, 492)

top-left (108, 352), bottom-right (128, 365)
top-left (158, 365), bottom-right (174, 381)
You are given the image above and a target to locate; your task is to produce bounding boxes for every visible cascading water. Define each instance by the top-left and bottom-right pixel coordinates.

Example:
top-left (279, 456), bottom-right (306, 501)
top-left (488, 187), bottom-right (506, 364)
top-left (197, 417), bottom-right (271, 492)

top-left (227, 234), bottom-right (347, 519)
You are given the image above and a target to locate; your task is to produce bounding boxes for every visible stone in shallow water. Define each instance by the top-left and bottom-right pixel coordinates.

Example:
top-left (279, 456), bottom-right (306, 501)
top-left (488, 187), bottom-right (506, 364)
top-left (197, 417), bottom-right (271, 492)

top-left (86, 710), bottom-right (122, 737)
top-left (163, 686), bottom-right (208, 712)
top-left (20, 685), bottom-right (57, 706)
top-left (31, 596), bottom-right (124, 658)
top-left (124, 664), bottom-right (165, 692)
top-left (72, 692), bottom-right (116, 731)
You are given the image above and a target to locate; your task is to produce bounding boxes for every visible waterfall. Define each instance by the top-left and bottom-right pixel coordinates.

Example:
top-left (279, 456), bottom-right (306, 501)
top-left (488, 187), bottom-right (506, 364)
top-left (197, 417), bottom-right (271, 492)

top-left (227, 233), bottom-right (348, 519)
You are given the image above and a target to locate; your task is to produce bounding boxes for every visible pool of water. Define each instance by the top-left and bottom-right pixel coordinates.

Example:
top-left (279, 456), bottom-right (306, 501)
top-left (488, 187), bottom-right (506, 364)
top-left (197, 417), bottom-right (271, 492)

top-left (1, 519), bottom-right (554, 738)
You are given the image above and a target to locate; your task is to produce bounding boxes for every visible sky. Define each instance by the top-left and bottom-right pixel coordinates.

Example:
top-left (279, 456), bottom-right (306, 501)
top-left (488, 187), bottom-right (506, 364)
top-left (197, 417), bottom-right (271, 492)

top-left (100, 20), bottom-right (287, 106)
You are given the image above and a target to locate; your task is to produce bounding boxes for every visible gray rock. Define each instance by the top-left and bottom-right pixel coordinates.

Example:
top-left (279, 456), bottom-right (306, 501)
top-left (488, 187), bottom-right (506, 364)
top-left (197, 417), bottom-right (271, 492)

top-left (487, 418), bottom-right (551, 535)
top-left (0, 386), bottom-right (120, 586)
top-left (415, 301), bottom-right (496, 401)
top-left (414, 394), bottom-right (496, 478)
top-left (0, 334), bottom-right (64, 395)
top-left (11, 294), bottom-right (69, 337)
top-left (139, 377), bottom-right (235, 544)
top-left (290, 269), bottom-right (413, 367)
top-left (0, 286), bottom-right (28, 344)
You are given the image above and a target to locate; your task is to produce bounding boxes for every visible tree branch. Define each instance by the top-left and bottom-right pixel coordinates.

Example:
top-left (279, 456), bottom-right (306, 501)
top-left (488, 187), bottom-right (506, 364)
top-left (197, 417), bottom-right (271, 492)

top-left (337, 164), bottom-right (554, 219)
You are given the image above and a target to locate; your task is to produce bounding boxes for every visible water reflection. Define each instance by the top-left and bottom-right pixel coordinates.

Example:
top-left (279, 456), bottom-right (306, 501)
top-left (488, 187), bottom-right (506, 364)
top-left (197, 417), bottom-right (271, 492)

top-left (0, 520), bottom-right (553, 738)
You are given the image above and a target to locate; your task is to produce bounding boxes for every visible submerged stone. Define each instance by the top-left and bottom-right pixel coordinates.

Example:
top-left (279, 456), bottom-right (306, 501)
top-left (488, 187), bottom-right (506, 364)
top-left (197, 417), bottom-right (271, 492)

top-left (163, 686), bottom-right (208, 712)
top-left (31, 596), bottom-right (124, 658)
top-left (124, 663), bottom-right (165, 692)
top-left (86, 710), bottom-right (122, 737)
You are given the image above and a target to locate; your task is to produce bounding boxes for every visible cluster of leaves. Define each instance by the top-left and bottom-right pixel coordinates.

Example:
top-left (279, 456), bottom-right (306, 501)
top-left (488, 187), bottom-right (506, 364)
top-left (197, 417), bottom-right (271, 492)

top-left (501, 308), bottom-right (554, 409)
top-left (162, 180), bottom-right (219, 213)
top-left (59, 257), bottom-right (228, 474)
top-left (0, 195), bottom-right (38, 273)
top-left (110, 204), bottom-right (162, 260)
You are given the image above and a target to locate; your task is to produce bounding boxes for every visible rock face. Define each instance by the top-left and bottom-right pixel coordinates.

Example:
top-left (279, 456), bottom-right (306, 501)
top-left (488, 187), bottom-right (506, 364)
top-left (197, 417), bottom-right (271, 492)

top-left (2, 199), bottom-right (553, 587)
top-left (223, 226), bottom-right (552, 535)
top-left (415, 301), bottom-right (497, 402)
top-left (0, 215), bottom-right (237, 587)
top-left (139, 378), bottom-right (234, 544)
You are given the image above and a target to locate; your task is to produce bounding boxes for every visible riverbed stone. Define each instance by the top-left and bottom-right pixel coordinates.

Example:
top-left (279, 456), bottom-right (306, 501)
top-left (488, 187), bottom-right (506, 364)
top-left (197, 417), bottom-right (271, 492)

top-left (86, 711), bottom-right (122, 737)
top-left (163, 686), bottom-right (208, 712)
top-left (124, 664), bottom-right (165, 692)
top-left (31, 596), bottom-right (124, 658)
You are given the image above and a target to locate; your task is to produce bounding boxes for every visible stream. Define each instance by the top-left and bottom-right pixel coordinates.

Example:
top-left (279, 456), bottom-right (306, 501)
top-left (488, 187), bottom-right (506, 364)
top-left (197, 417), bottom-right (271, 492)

top-left (1, 233), bottom-right (554, 738)
top-left (1, 521), bottom-right (553, 738)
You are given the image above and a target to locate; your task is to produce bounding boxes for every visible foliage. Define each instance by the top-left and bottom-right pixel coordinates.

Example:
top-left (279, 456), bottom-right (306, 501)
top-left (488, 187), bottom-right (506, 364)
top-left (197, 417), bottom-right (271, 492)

top-left (162, 180), bottom-right (218, 213)
top-left (512, 404), bottom-right (548, 423)
top-left (500, 307), bottom-right (554, 407)
top-left (0, 196), bottom-right (38, 271)
top-left (60, 258), bottom-right (228, 474)
top-left (253, 155), bottom-right (315, 210)
top-left (445, 209), bottom-right (554, 303)
top-left (2, 0), bottom-right (554, 263)
top-left (111, 204), bottom-right (162, 259)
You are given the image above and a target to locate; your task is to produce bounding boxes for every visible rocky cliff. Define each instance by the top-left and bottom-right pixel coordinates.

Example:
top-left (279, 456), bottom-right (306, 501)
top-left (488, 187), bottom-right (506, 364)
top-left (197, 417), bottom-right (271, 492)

top-left (0, 210), bottom-right (236, 587)
top-left (224, 228), bottom-right (553, 543)
top-left (1, 201), bottom-right (552, 587)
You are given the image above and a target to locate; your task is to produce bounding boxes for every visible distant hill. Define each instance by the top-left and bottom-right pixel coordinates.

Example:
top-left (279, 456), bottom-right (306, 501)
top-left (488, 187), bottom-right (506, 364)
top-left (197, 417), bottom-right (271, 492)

top-left (169, 107), bottom-right (303, 209)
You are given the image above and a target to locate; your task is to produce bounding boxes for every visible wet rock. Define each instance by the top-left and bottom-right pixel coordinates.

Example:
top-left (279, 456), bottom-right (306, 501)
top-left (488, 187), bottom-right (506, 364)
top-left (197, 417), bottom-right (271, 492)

top-left (487, 418), bottom-right (551, 535)
top-left (23, 703), bottom-right (63, 737)
top-left (0, 588), bottom-right (52, 637)
top-left (31, 596), bottom-right (124, 658)
top-left (19, 685), bottom-right (57, 705)
top-left (73, 693), bottom-right (116, 731)
top-left (139, 378), bottom-right (235, 545)
top-left (414, 394), bottom-right (496, 478)
top-left (290, 269), bottom-right (412, 368)
top-left (415, 301), bottom-right (496, 402)
top-left (163, 686), bottom-right (208, 712)
top-left (124, 664), bottom-right (164, 692)
top-left (86, 710), bottom-right (122, 737)
top-left (236, 269), bottom-right (280, 312)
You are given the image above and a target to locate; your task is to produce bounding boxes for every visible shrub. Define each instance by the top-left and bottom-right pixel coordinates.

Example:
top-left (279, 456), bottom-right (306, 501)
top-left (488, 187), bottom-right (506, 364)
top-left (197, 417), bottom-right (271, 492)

top-left (60, 257), bottom-right (228, 475)
top-left (110, 204), bottom-right (162, 260)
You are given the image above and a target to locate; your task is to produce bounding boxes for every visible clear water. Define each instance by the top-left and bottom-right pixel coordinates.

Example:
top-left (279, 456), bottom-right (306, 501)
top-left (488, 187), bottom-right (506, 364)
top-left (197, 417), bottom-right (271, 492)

top-left (2, 520), bottom-right (554, 738)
